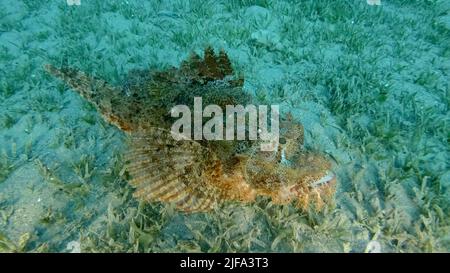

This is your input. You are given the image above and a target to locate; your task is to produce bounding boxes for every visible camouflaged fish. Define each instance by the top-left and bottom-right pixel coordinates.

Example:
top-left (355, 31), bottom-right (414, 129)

top-left (44, 47), bottom-right (336, 212)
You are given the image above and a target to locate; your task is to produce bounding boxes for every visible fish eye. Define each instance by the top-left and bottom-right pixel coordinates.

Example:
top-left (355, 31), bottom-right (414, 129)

top-left (279, 137), bottom-right (286, 144)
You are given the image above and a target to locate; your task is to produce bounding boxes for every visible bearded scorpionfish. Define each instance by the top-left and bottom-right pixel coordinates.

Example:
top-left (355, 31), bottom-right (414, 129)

top-left (45, 47), bottom-right (336, 212)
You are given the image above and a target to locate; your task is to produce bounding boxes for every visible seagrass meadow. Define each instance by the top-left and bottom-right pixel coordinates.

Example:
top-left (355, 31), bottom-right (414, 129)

top-left (0, 0), bottom-right (449, 253)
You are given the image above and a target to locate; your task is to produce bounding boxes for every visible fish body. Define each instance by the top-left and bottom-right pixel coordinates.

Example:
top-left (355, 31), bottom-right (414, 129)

top-left (45, 47), bottom-right (336, 212)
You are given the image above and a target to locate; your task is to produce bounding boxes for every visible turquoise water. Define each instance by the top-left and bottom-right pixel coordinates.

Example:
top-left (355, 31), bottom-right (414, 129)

top-left (0, 0), bottom-right (449, 253)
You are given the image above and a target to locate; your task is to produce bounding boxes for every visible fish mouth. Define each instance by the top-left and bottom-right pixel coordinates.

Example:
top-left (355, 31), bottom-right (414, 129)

top-left (309, 171), bottom-right (336, 189)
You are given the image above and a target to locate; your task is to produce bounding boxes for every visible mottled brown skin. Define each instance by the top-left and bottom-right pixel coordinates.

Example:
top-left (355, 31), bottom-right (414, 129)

top-left (46, 47), bottom-right (248, 133)
top-left (45, 47), bottom-right (336, 212)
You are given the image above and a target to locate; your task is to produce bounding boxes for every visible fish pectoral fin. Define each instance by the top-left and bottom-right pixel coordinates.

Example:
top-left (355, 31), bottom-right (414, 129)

top-left (125, 127), bottom-right (223, 212)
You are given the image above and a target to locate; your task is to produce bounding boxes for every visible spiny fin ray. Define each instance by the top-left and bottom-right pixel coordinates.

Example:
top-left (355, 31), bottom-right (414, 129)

top-left (125, 127), bottom-right (223, 212)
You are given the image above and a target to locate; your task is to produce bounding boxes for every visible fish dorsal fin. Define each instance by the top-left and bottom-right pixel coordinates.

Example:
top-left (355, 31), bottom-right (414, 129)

top-left (124, 127), bottom-right (223, 212)
top-left (179, 47), bottom-right (237, 85)
top-left (217, 49), bottom-right (233, 77)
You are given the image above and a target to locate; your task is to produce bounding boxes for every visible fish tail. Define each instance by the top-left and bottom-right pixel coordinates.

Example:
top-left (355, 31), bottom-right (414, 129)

top-left (44, 64), bottom-right (120, 101)
top-left (44, 64), bottom-right (135, 131)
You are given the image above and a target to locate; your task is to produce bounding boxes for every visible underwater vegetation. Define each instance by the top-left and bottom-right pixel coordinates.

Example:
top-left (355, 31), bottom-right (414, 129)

top-left (0, 0), bottom-right (449, 253)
